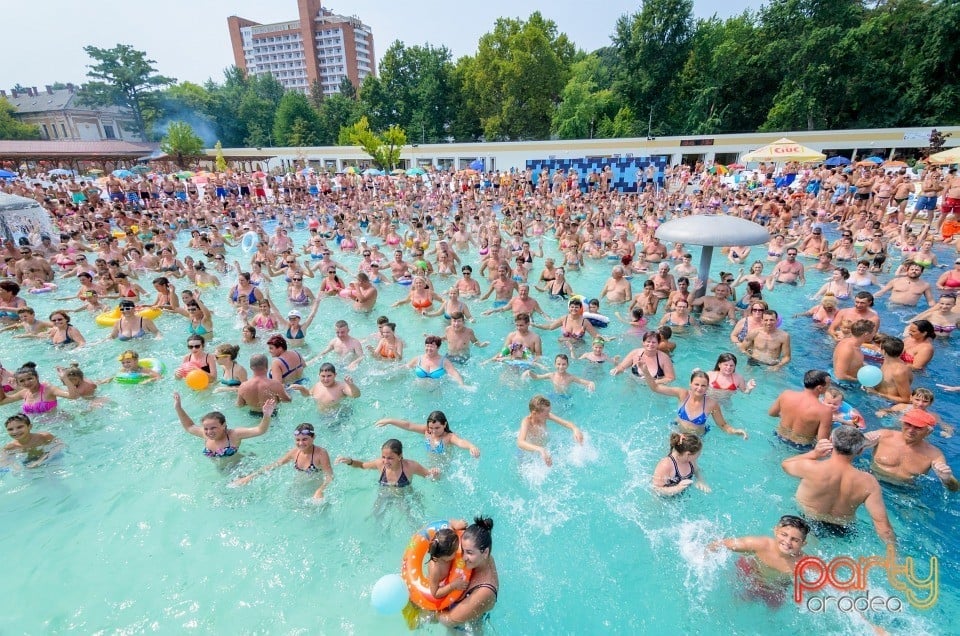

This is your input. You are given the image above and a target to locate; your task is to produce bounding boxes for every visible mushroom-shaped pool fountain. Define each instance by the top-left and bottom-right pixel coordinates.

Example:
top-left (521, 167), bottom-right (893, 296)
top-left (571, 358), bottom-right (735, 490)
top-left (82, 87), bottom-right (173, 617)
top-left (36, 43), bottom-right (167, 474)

top-left (655, 215), bottom-right (770, 297)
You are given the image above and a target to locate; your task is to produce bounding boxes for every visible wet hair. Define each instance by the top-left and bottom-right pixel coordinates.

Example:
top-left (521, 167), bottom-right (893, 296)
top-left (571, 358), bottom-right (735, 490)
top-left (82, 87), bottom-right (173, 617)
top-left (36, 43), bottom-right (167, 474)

top-left (424, 335), bottom-right (442, 347)
top-left (49, 311), bottom-right (71, 324)
top-left (514, 312), bottom-right (531, 324)
top-left (5, 413), bottom-right (31, 428)
top-left (850, 319), bottom-right (874, 337)
top-left (823, 386), bottom-right (845, 401)
top-left (201, 411), bottom-right (227, 425)
top-left (449, 311), bottom-right (465, 321)
top-left (669, 432), bottom-right (703, 454)
top-left (335, 319), bottom-right (348, 328)
top-left (713, 352), bottom-right (738, 370)
top-left (689, 370), bottom-right (709, 383)
top-left (659, 326), bottom-right (673, 340)
top-left (529, 394), bottom-right (551, 412)
top-left (802, 370), bottom-right (831, 389)
top-left (912, 387), bottom-right (934, 403)
top-left (880, 337), bottom-right (904, 357)
top-left (568, 298), bottom-right (583, 308)
top-left (555, 353), bottom-right (569, 363)
top-left (153, 276), bottom-right (170, 287)
top-left (836, 267), bottom-right (850, 280)
top-left (294, 423), bottom-right (315, 437)
top-left (642, 330), bottom-right (662, 343)
top-left (631, 307), bottom-right (644, 320)
top-left (426, 410), bottom-right (451, 433)
top-left (266, 334), bottom-right (288, 350)
top-left (249, 354), bottom-right (268, 370)
top-left (62, 362), bottom-right (84, 379)
top-left (462, 516), bottom-right (494, 553)
top-left (0, 281), bottom-right (21, 295)
top-left (382, 438), bottom-right (403, 456)
top-left (831, 425), bottom-right (866, 456)
top-left (186, 334), bottom-right (206, 347)
top-left (854, 291), bottom-right (874, 306)
top-left (777, 515), bottom-right (811, 538)
top-left (376, 315), bottom-right (390, 326)
top-left (428, 527), bottom-right (461, 561)
top-left (318, 362), bottom-right (336, 374)
top-left (912, 320), bottom-right (936, 341)
top-left (215, 343), bottom-right (240, 361)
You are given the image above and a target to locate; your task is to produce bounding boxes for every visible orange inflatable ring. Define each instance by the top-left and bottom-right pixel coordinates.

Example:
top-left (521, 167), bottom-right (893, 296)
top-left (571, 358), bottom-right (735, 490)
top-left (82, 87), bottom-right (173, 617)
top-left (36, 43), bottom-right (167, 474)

top-left (401, 520), bottom-right (471, 611)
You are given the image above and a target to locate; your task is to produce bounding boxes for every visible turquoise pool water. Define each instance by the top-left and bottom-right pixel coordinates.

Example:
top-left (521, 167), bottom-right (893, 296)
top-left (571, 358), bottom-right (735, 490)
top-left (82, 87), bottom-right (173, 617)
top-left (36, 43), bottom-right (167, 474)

top-left (1, 219), bottom-right (957, 635)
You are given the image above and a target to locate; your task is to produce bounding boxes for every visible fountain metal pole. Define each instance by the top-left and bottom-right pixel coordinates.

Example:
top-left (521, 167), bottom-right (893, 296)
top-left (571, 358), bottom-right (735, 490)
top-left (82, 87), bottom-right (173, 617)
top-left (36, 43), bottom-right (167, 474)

top-left (695, 245), bottom-right (713, 300)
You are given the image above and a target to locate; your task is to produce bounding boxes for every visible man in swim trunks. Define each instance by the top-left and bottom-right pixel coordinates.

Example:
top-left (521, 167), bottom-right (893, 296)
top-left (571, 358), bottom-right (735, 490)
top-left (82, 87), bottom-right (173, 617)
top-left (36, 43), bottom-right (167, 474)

top-left (237, 354), bottom-right (291, 416)
top-left (691, 283), bottom-right (736, 325)
top-left (501, 313), bottom-right (542, 359)
top-left (739, 310), bottom-right (791, 370)
top-left (597, 266), bottom-right (632, 305)
top-left (768, 249), bottom-right (805, 287)
top-left (781, 426), bottom-right (896, 544)
top-left (831, 319), bottom-right (874, 381)
top-left (442, 312), bottom-right (489, 363)
top-left (480, 264), bottom-right (518, 308)
top-left (482, 283), bottom-right (548, 319)
top-left (768, 369), bottom-right (833, 448)
top-left (865, 409), bottom-right (959, 491)
top-left (828, 291), bottom-right (880, 341)
top-left (290, 362), bottom-right (360, 410)
top-left (313, 320), bottom-right (364, 370)
top-left (875, 263), bottom-right (934, 307)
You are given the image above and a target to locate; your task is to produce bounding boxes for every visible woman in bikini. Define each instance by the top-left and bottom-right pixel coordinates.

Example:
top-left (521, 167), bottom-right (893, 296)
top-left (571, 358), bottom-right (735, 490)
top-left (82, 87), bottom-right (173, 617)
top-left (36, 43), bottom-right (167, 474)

top-left (213, 343), bottom-right (248, 388)
top-left (267, 334), bottom-right (307, 385)
top-left (813, 267), bottom-right (853, 300)
top-left (110, 300), bottom-right (159, 341)
top-left (406, 335), bottom-right (466, 386)
top-left (794, 293), bottom-right (840, 328)
top-left (911, 294), bottom-right (960, 339)
top-left (639, 367), bottom-right (747, 438)
top-left (900, 320), bottom-right (936, 371)
top-left (652, 432), bottom-right (709, 496)
top-left (248, 299), bottom-right (281, 332)
top-left (435, 517), bottom-right (498, 631)
top-left (335, 438), bottom-right (439, 486)
top-left (369, 321), bottom-right (405, 361)
top-left (165, 296), bottom-right (215, 340)
top-left (393, 276), bottom-right (443, 314)
top-left (232, 423), bottom-right (333, 499)
top-left (425, 287), bottom-right (475, 322)
top-left (706, 352), bottom-right (756, 397)
top-left (532, 298), bottom-right (602, 351)
top-left (658, 298), bottom-right (698, 333)
top-left (730, 301), bottom-right (768, 344)
top-left (375, 410), bottom-right (480, 457)
top-left (48, 311), bottom-right (86, 348)
top-left (610, 330), bottom-right (676, 384)
top-left (0, 363), bottom-right (77, 416)
top-left (175, 335), bottom-right (218, 384)
top-left (173, 392), bottom-right (274, 459)
top-left (936, 259), bottom-right (960, 291)
top-left (537, 267), bottom-right (574, 299)
top-left (286, 273), bottom-right (315, 306)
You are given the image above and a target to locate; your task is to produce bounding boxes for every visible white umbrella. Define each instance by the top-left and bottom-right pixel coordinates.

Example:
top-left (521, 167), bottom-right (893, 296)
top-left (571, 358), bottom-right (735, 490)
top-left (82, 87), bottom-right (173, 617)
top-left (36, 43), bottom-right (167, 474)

top-left (741, 138), bottom-right (826, 163)
top-left (927, 147), bottom-right (960, 165)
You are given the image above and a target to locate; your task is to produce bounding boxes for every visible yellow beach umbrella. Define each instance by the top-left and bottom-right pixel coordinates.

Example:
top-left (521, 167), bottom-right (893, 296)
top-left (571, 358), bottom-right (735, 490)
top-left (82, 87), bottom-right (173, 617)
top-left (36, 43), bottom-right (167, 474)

top-left (740, 138), bottom-right (826, 163)
top-left (927, 146), bottom-right (960, 165)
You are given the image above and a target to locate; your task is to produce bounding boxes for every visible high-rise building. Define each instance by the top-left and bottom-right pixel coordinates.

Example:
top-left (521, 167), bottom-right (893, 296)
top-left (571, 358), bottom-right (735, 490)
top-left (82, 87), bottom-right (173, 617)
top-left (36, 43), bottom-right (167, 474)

top-left (227, 0), bottom-right (375, 96)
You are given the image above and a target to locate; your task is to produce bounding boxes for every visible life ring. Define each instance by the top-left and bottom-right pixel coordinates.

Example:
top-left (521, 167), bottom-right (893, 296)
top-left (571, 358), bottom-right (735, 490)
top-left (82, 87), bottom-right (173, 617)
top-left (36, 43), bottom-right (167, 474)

top-left (241, 231), bottom-right (260, 253)
top-left (397, 277), bottom-right (413, 286)
top-left (570, 294), bottom-right (585, 303)
top-left (28, 283), bottom-right (57, 294)
top-left (95, 307), bottom-right (122, 327)
top-left (115, 358), bottom-right (165, 384)
top-left (836, 401), bottom-right (865, 429)
top-left (583, 312), bottom-right (609, 328)
top-left (861, 345), bottom-right (883, 362)
top-left (339, 288), bottom-right (354, 299)
top-left (95, 306), bottom-right (161, 327)
top-left (112, 230), bottom-right (125, 239)
top-left (401, 521), bottom-right (471, 611)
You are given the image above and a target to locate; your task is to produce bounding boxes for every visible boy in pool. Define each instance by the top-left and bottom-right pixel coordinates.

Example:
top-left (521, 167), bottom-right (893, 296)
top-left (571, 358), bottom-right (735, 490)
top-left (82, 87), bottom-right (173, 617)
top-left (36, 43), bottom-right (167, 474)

top-left (708, 514), bottom-right (811, 608)
top-left (579, 338), bottom-right (620, 364)
top-left (875, 387), bottom-right (954, 437)
top-left (517, 395), bottom-right (584, 466)
top-left (821, 386), bottom-right (865, 429)
top-left (114, 350), bottom-right (162, 383)
top-left (523, 354), bottom-right (595, 393)
top-left (3, 414), bottom-right (63, 468)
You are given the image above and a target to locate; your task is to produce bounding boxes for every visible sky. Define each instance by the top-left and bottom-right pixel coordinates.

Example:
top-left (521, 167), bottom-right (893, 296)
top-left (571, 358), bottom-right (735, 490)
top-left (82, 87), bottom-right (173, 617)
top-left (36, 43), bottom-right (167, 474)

top-left (0, 0), bottom-right (758, 90)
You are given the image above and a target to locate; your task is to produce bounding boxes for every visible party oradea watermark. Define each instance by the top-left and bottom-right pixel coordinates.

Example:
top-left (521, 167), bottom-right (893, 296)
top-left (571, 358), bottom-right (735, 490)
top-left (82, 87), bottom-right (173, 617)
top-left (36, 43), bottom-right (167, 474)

top-left (794, 545), bottom-right (938, 613)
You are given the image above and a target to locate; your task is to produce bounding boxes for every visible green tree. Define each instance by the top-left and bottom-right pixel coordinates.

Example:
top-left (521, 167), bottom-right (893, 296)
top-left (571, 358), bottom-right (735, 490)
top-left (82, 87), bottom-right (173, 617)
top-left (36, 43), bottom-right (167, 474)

top-left (319, 93), bottom-right (360, 145)
top-left (309, 79), bottom-right (325, 110)
top-left (160, 121), bottom-right (204, 168)
top-left (341, 116), bottom-right (406, 169)
top-left (78, 44), bottom-right (175, 138)
top-left (460, 12), bottom-right (576, 140)
top-left (612, 0), bottom-right (694, 135)
top-left (272, 91), bottom-right (322, 147)
top-left (551, 55), bottom-right (622, 139)
top-left (0, 98), bottom-right (41, 140)
top-left (338, 76), bottom-right (357, 100)
top-left (214, 141), bottom-right (228, 172)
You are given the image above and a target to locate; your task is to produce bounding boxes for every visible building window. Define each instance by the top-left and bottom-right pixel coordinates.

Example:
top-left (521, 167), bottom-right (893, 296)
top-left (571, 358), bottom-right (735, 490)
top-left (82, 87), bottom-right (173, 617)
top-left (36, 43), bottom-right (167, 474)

top-left (52, 124), bottom-right (58, 139)
top-left (61, 123), bottom-right (68, 137)
top-left (104, 125), bottom-right (116, 139)
top-left (41, 124), bottom-right (49, 139)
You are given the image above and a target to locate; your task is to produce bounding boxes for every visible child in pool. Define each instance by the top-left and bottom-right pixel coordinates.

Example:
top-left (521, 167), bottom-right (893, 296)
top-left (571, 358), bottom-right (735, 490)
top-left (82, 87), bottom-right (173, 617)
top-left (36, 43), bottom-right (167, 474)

top-left (523, 354), bottom-right (595, 393)
top-left (820, 386), bottom-right (865, 429)
top-left (56, 363), bottom-right (112, 397)
top-left (428, 519), bottom-right (470, 598)
top-left (579, 339), bottom-right (620, 365)
top-left (3, 413), bottom-right (63, 468)
top-left (516, 394), bottom-right (583, 466)
top-left (708, 515), bottom-right (811, 609)
top-left (876, 387), bottom-right (954, 437)
top-left (114, 350), bottom-right (161, 383)
top-left (614, 307), bottom-right (648, 335)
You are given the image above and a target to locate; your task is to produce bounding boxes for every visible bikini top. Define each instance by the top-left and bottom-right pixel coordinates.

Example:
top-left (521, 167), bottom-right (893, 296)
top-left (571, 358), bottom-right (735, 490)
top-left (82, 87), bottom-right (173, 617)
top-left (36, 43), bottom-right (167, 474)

top-left (203, 432), bottom-right (237, 457)
top-left (294, 449), bottom-right (320, 473)
top-left (22, 384), bottom-right (57, 415)
top-left (664, 454), bottom-right (695, 487)
top-left (677, 395), bottom-right (708, 427)
top-left (414, 357), bottom-right (446, 379)
top-left (379, 465), bottom-right (411, 487)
